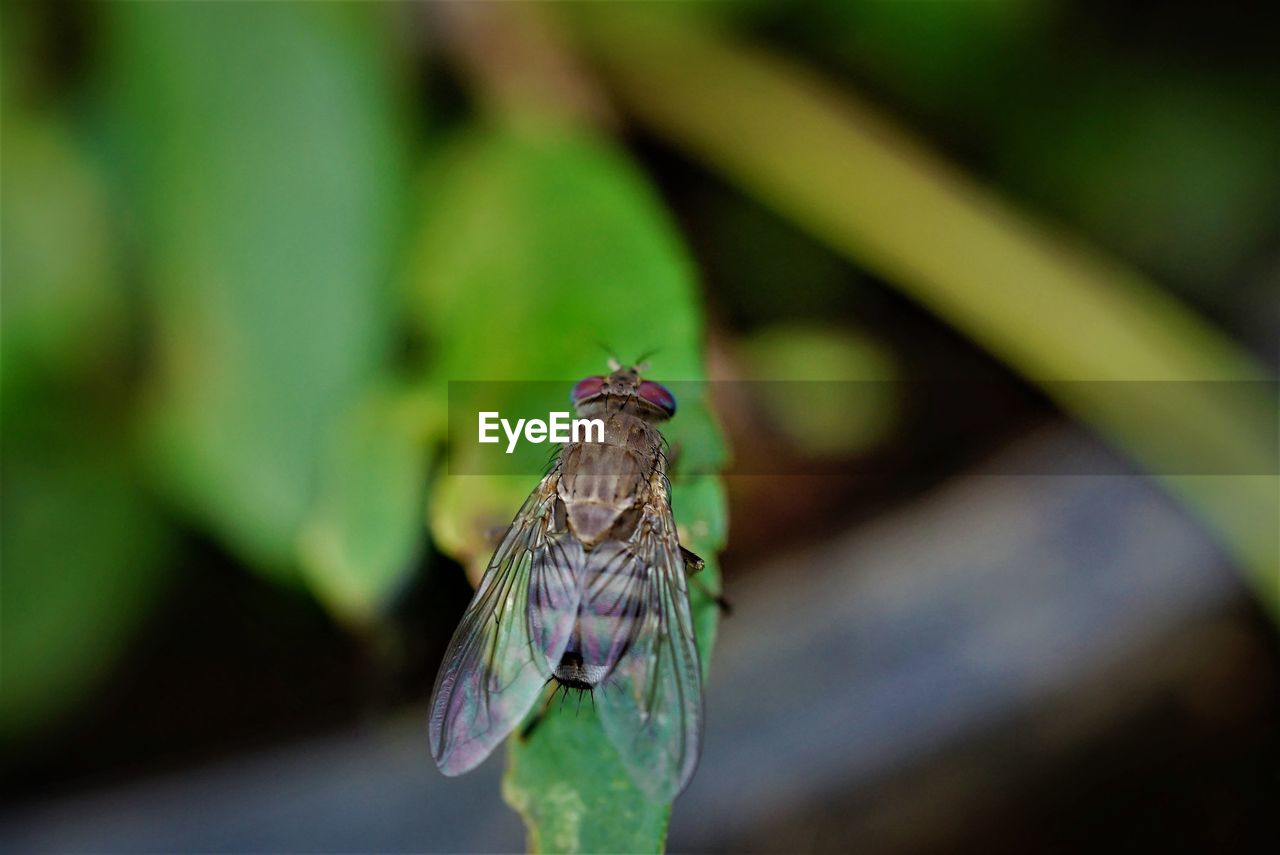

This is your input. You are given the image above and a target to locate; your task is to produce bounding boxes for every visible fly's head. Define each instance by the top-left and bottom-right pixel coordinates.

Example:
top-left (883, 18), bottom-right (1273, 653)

top-left (571, 360), bottom-right (676, 423)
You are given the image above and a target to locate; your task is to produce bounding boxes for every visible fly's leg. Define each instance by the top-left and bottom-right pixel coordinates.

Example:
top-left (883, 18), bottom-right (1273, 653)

top-left (682, 546), bottom-right (732, 615)
top-left (668, 440), bottom-right (728, 612)
top-left (519, 681), bottom-right (559, 741)
top-left (669, 451), bottom-right (729, 611)
top-left (692, 576), bottom-right (733, 616)
top-left (665, 442), bottom-right (684, 477)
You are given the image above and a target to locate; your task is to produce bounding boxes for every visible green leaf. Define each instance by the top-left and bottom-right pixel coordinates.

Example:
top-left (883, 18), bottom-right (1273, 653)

top-left (408, 129), bottom-right (706, 382)
top-left (104, 2), bottom-right (410, 581)
top-left (0, 117), bottom-right (123, 399)
top-left (408, 125), bottom-right (727, 851)
top-left (738, 323), bottom-right (900, 456)
top-left (0, 406), bottom-right (172, 745)
top-left (0, 86), bottom-right (172, 743)
top-left (298, 387), bottom-right (432, 627)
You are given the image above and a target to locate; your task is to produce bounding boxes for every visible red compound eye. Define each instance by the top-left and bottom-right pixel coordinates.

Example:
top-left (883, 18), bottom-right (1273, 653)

top-left (637, 381), bottom-right (677, 416)
top-left (571, 375), bottom-right (605, 405)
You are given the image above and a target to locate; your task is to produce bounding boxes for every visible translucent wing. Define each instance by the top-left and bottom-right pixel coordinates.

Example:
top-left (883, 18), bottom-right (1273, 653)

top-left (429, 473), bottom-right (583, 775)
top-left (587, 494), bottom-right (703, 802)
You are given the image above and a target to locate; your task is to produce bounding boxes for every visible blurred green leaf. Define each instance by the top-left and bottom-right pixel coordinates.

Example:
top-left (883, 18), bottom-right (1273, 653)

top-left (1, 0), bottom-right (45, 109)
top-left (105, 2), bottom-right (410, 584)
top-left (577, 9), bottom-right (1278, 616)
top-left (740, 323), bottom-right (899, 456)
top-left (0, 117), bottom-right (123, 398)
top-left (1, 407), bottom-right (172, 744)
top-left (408, 129), bottom-right (707, 383)
top-left (298, 387), bottom-right (431, 627)
top-left (408, 125), bottom-right (727, 850)
top-left (0, 74), bottom-right (172, 740)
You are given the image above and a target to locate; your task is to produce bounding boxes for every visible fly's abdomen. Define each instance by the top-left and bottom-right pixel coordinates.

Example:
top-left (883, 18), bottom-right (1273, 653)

top-left (552, 541), bottom-right (651, 689)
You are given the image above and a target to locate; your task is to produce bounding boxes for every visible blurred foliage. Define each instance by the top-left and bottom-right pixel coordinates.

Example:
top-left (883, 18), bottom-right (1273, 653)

top-left (1, 12), bottom-right (172, 743)
top-left (2, 1), bottom-right (430, 743)
top-left (574, 4), bottom-right (1278, 616)
top-left (1, 119), bottom-right (123, 396)
top-left (763, 1), bottom-right (1280, 301)
top-left (999, 71), bottom-right (1280, 289)
top-left (739, 324), bottom-right (899, 457)
top-left (298, 386), bottom-right (432, 627)
top-left (0, 404), bottom-right (172, 744)
top-left (405, 124), bottom-right (727, 850)
top-left (774, 0), bottom-right (1053, 113)
top-left (104, 1), bottom-right (412, 581)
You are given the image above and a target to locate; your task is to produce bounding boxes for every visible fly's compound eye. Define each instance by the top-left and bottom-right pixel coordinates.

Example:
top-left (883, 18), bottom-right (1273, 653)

top-left (571, 375), bottom-right (605, 406)
top-left (637, 381), bottom-right (677, 416)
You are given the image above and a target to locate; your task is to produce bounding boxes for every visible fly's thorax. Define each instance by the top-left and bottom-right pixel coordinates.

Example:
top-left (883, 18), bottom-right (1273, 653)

top-left (591, 409), bottom-right (666, 458)
top-left (557, 412), bottom-right (666, 547)
top-left (556, 447), bottom-right (642, 547)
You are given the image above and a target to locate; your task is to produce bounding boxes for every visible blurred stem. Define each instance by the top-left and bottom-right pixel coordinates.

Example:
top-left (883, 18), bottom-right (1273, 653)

top-left (574, 10), bottom-right (1278, 616)
top-left (430, 0), bottom-right (615, 132)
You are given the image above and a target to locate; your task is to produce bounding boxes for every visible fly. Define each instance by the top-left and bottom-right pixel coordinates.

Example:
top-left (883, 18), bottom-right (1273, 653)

top-left (428, 360), bottom-right (706, 801)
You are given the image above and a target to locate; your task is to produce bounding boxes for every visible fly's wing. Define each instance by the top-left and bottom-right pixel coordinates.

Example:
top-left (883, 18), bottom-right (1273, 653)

top-left (429, 473), bottom-right (583, 775)
top-left (586, 490), bottom-right (703, 802)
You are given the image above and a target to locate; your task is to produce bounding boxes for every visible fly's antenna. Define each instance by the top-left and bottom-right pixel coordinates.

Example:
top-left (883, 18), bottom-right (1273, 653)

top-left (633, 348), bottom-right (660, 373)
top-left (596, 341), bottom-right (622, 372)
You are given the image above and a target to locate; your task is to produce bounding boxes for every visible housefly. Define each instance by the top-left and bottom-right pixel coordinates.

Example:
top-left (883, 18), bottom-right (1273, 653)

top-left (428, 361), bottom-right (706, 801)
